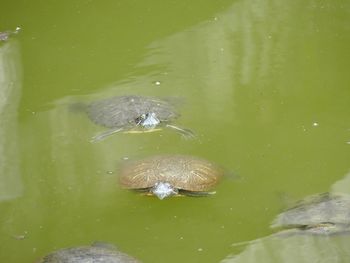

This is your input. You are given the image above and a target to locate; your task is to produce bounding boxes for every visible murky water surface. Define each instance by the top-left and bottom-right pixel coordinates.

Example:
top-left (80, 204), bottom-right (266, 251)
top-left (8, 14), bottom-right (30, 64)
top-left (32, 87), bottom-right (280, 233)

top-left (1, 0), bottom-right (350, 262)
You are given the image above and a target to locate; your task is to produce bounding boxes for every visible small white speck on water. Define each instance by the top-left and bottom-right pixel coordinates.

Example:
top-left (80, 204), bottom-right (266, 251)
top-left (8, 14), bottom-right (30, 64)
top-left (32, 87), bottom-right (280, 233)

top-left (312, 122), bottom-right (319, 127)
top-left (179, 236), bottom-right (184, 240)
top-left (346, 141), bottom-right (350, 145)
top-left (106, 171), bottom-right (113, 175)
top-left (197, 248), bottom-right (203, 252)
top-left (154, 81), bottom-right (161, 86)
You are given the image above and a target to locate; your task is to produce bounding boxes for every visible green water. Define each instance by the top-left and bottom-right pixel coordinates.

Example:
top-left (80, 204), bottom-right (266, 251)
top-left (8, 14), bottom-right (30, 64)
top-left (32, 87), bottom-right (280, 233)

top-left (1, 0), bottom-right (350, 262)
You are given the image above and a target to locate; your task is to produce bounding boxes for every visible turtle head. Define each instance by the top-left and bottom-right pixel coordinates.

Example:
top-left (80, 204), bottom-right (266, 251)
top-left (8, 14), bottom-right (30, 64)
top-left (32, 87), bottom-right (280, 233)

top-left (135, 112), bottom-right (160, 129)
top-left (151, 182), bottom-right (178, 199)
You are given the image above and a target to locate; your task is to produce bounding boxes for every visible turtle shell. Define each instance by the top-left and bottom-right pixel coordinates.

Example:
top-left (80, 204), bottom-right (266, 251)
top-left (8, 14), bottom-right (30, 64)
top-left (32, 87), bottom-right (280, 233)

top-left (38, 243), bottom-right (141, 263)
top-left (87, 95), bottom-right (178, 129)
top-left (119, 154), bottom-right (223, 192)
top-left (271, 192), bottom-right (350, 229)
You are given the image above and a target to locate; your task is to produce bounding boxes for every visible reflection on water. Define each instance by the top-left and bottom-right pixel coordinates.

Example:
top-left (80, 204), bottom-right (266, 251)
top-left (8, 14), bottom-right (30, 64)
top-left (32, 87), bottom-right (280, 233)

top-left (332, 170), bottom-right (350, 194)
top-left (0, 40), bottom-right (22, 201)
top-left (138, 0), bottom-right (294, 123)
top-left (222, 234), bottom-right (350, 263)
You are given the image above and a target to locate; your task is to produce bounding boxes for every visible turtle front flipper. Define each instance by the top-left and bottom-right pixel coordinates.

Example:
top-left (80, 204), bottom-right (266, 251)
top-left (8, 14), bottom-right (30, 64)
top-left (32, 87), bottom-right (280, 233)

top-left (165, 124), bottom-right (196, 139)
top-left (91, 127), bottom-right (125, 142)
top-left (179, 189), bottom-right (216, 197)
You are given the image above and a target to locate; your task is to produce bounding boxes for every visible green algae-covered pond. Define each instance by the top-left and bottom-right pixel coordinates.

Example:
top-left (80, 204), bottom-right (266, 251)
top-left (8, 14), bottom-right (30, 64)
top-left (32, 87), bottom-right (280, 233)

top-left (1, 1), bottom-right (350, 262)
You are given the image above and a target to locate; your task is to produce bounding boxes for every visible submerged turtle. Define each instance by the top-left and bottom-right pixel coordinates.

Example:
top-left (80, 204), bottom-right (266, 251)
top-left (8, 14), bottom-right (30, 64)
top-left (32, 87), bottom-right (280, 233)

top-left (271, 192), bottom-right (350, 235)
top-left (0, 26), bottom-right (21, 42)
top-left (85, 95), bottom-right (195, 142)
top-left (38, 242), bottom-right (141, 263)
top-left (119, 154), bottom-right (223, 199)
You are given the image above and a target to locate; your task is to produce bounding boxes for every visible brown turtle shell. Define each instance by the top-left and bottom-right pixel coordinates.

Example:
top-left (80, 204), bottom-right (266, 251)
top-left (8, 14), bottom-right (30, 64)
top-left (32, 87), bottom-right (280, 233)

top-left (119, 154), bottom-right (223, 192)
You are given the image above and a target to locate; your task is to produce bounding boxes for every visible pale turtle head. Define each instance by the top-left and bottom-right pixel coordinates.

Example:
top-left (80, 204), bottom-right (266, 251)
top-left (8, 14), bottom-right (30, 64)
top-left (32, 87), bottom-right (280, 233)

top-left (135, 112), bottom-right (160, 129)
top-left (0, 27), bottom-right (21, 42)
top-left (151, 182), bottom-right (178, 199)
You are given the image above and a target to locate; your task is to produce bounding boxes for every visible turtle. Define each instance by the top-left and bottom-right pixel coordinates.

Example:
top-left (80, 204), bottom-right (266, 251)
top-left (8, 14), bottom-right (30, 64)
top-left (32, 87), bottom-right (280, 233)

top-left (38, 242), bottom-right (141, 263)
top-left (85, 95), bottom-right (195, 142)
top-left (0, 26), bottom-right (21, 42)
top-left (271, 192), bottom-right (350, 235)
top-left (119, 154), bottom-right (224, 199)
